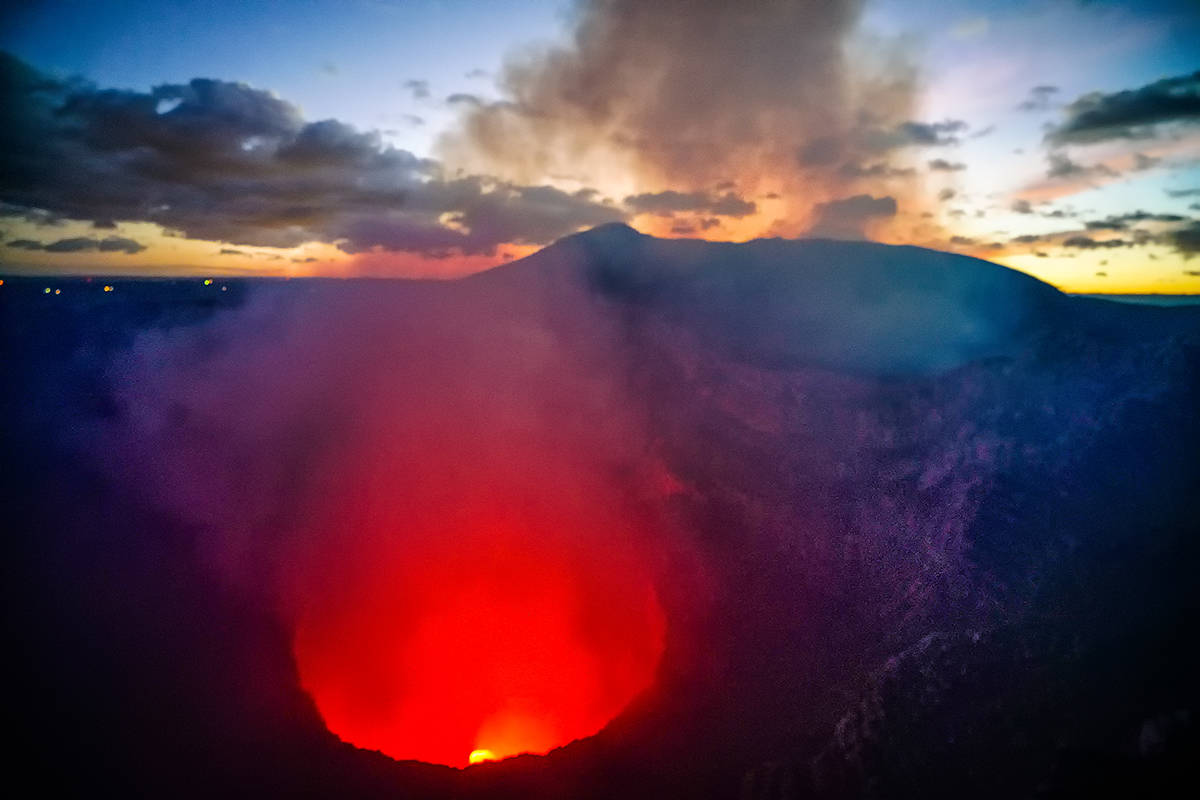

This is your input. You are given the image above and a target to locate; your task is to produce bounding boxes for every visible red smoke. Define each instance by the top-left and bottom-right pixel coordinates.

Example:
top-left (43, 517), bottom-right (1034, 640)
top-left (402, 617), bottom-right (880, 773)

top-left (96, 280), bottom-right (677, 768)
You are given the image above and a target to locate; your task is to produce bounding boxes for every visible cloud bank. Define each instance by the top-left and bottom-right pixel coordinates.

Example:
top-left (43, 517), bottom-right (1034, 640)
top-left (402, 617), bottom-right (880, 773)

top-left (0, 52), bottom-right (624, 257)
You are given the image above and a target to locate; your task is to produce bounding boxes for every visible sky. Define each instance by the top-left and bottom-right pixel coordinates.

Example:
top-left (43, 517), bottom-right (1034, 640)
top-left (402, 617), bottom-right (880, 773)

top-left (1, 0), bottom-right (1198, 292)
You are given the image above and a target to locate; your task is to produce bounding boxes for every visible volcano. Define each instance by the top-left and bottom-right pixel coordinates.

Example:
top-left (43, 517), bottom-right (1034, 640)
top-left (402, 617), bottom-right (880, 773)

top-left (4, 226), bottom-right (1199, 798)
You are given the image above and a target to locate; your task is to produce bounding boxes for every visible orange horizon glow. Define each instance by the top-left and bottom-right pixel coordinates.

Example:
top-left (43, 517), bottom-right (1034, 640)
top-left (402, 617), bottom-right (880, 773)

top-left (3, 212), bottom-right (1198, 294)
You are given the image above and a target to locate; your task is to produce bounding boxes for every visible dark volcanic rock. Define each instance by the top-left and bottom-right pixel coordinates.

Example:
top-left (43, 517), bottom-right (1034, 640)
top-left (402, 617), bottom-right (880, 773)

top-left (3, 230), bottom-right (1198, 798)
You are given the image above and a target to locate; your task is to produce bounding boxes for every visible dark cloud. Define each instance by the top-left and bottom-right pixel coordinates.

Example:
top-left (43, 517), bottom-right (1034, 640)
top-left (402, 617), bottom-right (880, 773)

top-left (1132, 152), bottom-right (1161, 171)
top-left (219, 248), bottom-right (245, 255)
top-left (96, 236), bottom-right (146, 253)
top-left (838, 162), bottom-right (916, 179)
top-left (0, 53), bottom-right (624, 258)
top-left (1016, 85), bottom-right (1059, 112)
top-left (949, 235), bottom-right (976, 246)
top-left (1011, 234), bottom-right (1042, 244)
top-left (1085, 211), bottom-right (1186, 230)
top-left (1166, 187), bottom-right (1200, 198)
top-left (1169, 221), bottom-right (1200, 256)
top-left (1012, 199), bottom-right (1035, 214)
top-left (937, 188), bottom-right (956, 201)
top-left (5, 235), bottom-right (145, 253)
top-left (623, 190), bottom-right (757, 217)
top-left (1046, 151), bottom-right (1118, 180)
top-left (928, 158), bottom-right (966, 171)
top-left (1047, 70), bottom-right (1200, 144)
top-left (809, 194), bottom-right (897, 239)
top-left (873, 119), bottom-right (968, 149)
top-left (401, 79), bottom-right (430, 100)
top-left (446, 93), bottom-right (483, 107)
top-left (1062, 235), bottom-right (1130, 249)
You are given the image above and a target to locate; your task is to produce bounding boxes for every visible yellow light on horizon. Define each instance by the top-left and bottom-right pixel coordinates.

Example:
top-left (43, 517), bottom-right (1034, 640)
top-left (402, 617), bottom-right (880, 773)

top-left (468, 749), bottom-right (496, 765)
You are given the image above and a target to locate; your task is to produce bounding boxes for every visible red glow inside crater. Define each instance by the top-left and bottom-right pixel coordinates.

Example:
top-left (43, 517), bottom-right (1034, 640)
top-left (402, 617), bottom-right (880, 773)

top-left (292, 514), bottom-right (666, 767)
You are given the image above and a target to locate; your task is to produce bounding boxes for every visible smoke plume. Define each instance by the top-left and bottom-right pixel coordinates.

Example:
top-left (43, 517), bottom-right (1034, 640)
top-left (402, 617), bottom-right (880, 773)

top-left (439, 0), bottom-right (922, 237)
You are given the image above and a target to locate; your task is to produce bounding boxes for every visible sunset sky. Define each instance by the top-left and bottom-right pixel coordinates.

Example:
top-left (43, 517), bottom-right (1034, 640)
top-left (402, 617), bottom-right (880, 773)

top-left (1, 0), bottom-right (1198, 292)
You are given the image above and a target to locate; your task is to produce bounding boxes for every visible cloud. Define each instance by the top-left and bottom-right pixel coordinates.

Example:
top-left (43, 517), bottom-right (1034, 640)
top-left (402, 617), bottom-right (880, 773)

top-left (1169, 221), bottom-right (1200, 256)
top-left (1047, 70), bottom-right (1200, 144)
top-left (1166, 187), bottom-right (1200, 198)
top-left (809, 194), bottom-right (897, 239)
top-left (928, 158), bottom-right (966, 172)
top-left (1132, 152), bottom-right (1161, 171)
top-left (437, 0), bottom-right (921, 236)
top-left (1062, 235), bottom-right (1130, 249)
top-left (1016, 85), bottom-right (1059, 112)
top-left (1045, 151), bottom-right (1118, 180)
top-left (892, 119), bottom-right (968, 147)
top-left (402, 79), bottom-right (430, 100)
top-left (938, 188), bottom-right (956, 201)
top-left (838, 162), bottom-right (916, 179)
top-left (446, 93), bottom-right (483, 107)
top-left (1085, 211), bottom-right (1186, 230)
top-left (0, 53), bottom-right (624, 258)
top-left (1012, 199), bottom-right (1035, 214)
top-left (5, 235), bottom-right (145, 253)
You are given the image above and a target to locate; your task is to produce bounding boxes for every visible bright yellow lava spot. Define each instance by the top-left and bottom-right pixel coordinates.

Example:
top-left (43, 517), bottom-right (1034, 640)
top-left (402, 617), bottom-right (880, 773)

top-left (468, 749), bottom-right (496, 765)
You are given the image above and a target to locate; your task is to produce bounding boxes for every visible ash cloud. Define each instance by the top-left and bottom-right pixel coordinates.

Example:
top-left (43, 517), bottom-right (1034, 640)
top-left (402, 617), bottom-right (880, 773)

top-left (623, 190), bottom-right (757, 218)
top-left (437, 0), bottom-right (923, 236)
top-left (809, 194), bottom-right (898, 239)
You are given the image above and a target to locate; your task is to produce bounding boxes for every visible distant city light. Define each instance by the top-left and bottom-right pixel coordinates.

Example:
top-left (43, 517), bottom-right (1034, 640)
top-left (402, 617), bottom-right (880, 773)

top-left (44, 287), bottom-right (51, 294)
top-left (103, 285), bottom-right (114, 292)
top-left (204, 278), bottom-right (213, 285)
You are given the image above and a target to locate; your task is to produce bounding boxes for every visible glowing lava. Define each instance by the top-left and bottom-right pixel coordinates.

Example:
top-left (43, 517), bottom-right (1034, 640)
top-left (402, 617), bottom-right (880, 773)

top-left (469, 749), bottom-right (496, 765)
top-left (292, 515), bottom-right (666, 768)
